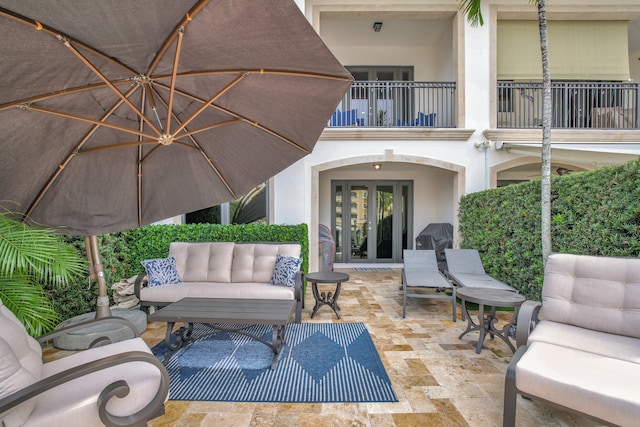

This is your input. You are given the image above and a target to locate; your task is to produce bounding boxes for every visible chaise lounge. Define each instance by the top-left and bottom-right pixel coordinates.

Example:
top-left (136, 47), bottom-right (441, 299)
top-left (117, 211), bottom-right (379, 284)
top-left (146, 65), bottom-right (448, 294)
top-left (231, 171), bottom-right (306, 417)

top-left (402, 249), bottom-right (457, 321)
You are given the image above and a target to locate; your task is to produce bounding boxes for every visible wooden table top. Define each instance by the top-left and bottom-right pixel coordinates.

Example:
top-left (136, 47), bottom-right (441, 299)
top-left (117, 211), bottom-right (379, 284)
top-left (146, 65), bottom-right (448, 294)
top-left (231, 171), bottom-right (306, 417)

top-left (148, 297), bottom-right (295, 325)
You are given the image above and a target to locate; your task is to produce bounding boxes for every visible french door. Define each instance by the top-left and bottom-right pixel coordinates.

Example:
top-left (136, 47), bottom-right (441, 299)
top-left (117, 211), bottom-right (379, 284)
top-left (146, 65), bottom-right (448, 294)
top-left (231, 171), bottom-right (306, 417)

top-left (332, 180), bottom-right (412, 263)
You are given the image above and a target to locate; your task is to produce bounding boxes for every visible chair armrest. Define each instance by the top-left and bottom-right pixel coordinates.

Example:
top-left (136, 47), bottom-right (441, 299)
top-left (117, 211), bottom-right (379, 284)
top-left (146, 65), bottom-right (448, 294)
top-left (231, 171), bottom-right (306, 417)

top-left (0, 350), bottom-right (169, 427)
top-left (515, 300), bottom-right (541, 348)
top-left (134, 272), bottom-right (148, 299)
top-left (37, 316), bottom-right (140, 347)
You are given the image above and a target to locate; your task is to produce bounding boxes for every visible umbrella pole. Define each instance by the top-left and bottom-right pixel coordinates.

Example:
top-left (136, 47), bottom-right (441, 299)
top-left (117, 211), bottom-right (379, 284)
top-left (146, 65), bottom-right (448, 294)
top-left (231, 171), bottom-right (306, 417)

top-left (87, 235), bottom-right (112, 318)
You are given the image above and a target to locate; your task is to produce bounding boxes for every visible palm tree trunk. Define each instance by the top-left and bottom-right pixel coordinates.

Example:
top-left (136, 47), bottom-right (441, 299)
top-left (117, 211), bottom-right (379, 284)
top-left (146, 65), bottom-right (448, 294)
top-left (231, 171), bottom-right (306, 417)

top-left (538, 0), bottom-right (552, 265)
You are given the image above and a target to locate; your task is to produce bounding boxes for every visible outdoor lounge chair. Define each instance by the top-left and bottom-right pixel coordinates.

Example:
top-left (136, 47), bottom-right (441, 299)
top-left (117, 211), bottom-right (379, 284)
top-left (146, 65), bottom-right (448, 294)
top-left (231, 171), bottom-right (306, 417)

top-left (444, 249), bottom-right (515, 292)
top-left (444, 249), bottom-right (516, 320)
top-left (0, 298), bottom-right (169, 427)
top-left (402, 249), bottom-right (457, 321)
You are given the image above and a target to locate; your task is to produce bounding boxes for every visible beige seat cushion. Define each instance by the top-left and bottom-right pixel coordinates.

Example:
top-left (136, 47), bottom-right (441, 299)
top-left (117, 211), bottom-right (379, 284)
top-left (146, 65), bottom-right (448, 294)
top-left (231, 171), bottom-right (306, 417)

top-left (140, 282), bottom-right (295, 303)
top-left (528, 321), bottom-right (640, 363)
top-left (516, 341), bottom-right (640, 427)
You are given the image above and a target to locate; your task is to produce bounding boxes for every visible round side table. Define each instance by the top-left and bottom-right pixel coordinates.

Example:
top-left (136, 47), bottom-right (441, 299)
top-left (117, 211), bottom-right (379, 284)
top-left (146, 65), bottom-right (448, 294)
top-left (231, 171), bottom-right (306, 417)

top-left (456, 288), bottom-right (525, 354)
top-left (305, 271), bottom-right (349, 319)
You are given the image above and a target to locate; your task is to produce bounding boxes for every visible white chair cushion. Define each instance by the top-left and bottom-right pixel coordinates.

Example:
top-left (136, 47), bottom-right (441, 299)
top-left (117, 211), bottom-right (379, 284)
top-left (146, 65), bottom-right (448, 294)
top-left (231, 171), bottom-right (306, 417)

top-left (231, 244), bottom-right (300, 283)
top-left (516, 341), bottom-right (640, 427)
top-left (0, 301), bottom-right (43, 426)
top-left (27, 337), bottom-right (163, 427)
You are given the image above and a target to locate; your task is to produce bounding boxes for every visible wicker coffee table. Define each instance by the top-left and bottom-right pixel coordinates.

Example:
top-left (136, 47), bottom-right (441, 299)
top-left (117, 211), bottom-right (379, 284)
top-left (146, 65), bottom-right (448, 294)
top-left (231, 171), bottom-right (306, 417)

top-left (148, 297), bottom-right (295, 369)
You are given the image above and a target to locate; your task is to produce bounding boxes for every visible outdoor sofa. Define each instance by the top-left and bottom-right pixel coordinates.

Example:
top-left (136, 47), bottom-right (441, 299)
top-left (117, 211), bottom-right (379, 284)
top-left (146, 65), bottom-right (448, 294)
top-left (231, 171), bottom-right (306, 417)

top-left (504, 253), bottom-right (640, 426)
top-left (135, 242), bottom-right (304, 323)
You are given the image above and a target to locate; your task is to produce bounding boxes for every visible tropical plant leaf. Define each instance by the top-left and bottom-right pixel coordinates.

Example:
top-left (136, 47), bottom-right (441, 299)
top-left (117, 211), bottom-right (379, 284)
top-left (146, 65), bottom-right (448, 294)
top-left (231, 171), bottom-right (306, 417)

top-left (0, 276), bottom-right (60, 336)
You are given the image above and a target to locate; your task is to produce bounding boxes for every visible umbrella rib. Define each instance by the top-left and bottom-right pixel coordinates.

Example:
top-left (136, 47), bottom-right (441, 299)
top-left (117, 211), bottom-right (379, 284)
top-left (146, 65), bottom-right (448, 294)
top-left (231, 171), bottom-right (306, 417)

top-left (144, 86), bottom-right (240, 199)
top-left (0, 7), bottom-right (136, 76)
top-left (57, 36), bottom-right (162, 137)
top-left (0, 80), bottom-right (135, 112)
top-left (165, 27), bottom-right (185, 135)
top-left (23, 87), bottom-right (138, 220)
top-left (22, 105), bottom-right (156, 140)
top-left (154, 83), bottom-right (311, 153)
top-left (173, 73), bottom-right (247, 135)
top-left (146, 0), bottom-right (210, 75)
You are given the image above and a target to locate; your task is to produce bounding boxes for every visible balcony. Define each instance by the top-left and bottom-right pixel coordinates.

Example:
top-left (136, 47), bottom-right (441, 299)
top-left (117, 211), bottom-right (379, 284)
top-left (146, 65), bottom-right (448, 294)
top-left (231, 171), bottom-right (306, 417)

top-left (497, 81), bottom-right (640, 130)
top-left (327, 81), bottom-right (456, 128)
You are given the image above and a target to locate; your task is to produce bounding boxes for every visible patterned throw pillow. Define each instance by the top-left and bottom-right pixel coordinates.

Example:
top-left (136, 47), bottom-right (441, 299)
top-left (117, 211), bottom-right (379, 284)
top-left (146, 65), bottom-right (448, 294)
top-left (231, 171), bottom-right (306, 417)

top-left (141, 256), bottom-right (181, 287)
top-left (271, 253), bottom-right (302, 287)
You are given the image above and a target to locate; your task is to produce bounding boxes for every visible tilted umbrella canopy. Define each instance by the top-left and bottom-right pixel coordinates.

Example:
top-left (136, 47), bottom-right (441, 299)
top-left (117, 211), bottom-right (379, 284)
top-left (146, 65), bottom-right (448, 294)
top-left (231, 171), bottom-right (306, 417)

top-left (0, 0), bottom-right (352, 236)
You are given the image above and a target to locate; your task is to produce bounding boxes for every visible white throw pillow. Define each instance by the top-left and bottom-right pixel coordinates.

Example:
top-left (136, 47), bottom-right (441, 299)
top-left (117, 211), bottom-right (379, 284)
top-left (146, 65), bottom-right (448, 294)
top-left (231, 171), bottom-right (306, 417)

top-left (141, 256), bottom-right (181, 287)
top-left (270, 253), bottom-right (302, 287)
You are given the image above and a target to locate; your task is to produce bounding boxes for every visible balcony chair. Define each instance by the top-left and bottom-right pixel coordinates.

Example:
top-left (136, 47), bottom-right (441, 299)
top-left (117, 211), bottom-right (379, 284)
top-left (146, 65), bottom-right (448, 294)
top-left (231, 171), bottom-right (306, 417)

top-left (397, 112), bottom-right (436, 127)
top-left (503, 253), bottom-right (640, 427)
top-left (0, 298), bottom-right (169, 427)
top-left (329, 108), bottom-right (363, 126)
top-left (402, 249), bottom-right (457, 321)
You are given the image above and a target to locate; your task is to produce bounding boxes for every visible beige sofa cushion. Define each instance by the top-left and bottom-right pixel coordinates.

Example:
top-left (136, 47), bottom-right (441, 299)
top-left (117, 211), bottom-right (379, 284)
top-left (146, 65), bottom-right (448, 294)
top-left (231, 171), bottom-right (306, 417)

top-left (169, 242), bottom-right (235, 283)
top-left (231, 243), bottom-right (301, 283)
top-left (541, 253), bottom-right (640, 339)
top-left (516, 341), bottom-right (640, 427)
top-left (140, 282), bottom-right (295, 303)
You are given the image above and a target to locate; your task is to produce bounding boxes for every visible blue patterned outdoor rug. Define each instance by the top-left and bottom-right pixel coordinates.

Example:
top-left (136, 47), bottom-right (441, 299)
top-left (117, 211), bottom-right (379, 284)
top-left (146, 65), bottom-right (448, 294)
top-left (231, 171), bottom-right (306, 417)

top-left (152, 322), bottom-right (397, 403)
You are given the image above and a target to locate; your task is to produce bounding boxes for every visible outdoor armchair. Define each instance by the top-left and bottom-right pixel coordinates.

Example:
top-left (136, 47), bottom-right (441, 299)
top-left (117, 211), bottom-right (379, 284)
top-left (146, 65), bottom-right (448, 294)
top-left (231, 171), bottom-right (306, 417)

top-left (503, 253), bottom-right (640, 427)
top-left (0, 298), bottom-right (169, 427)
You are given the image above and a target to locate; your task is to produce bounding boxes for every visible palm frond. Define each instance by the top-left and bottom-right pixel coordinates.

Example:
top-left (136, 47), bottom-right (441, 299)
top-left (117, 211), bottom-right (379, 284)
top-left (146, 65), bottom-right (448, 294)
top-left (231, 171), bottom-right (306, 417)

top-left (0, 212), bottom-right (85, 286)
top-left (459, 0), bottom-right (484, 27)
top-left (0, 276), bottom-right (60, 336)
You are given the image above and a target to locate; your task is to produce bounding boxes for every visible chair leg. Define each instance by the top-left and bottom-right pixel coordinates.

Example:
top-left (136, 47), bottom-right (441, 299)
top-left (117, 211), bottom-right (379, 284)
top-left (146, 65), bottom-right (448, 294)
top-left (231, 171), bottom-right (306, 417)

top-left (451, 286), bottom-right (457, 322)
top-left (503, 346), bottom-right (526, 427)
top-left (402, 282), bottom-right (407, 318)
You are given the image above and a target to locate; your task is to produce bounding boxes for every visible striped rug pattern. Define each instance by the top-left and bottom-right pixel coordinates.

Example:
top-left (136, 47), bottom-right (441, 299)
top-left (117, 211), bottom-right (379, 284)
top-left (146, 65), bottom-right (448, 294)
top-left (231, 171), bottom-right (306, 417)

top-left (352, 267), bottom-right (393, 272)
top-left (152, 322), bottom-right (397, 403)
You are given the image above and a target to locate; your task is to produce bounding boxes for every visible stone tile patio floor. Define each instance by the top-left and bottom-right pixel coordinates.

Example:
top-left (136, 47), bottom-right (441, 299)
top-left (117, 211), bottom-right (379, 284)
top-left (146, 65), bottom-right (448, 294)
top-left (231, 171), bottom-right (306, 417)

top-left (48, 268), bottom-right (602, 426)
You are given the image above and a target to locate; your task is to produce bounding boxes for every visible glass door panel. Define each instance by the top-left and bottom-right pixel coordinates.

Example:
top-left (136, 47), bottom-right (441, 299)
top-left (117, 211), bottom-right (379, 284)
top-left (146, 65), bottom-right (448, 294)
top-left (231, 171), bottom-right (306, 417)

top-left (375, 185), bottom-right (394, 259)
top-left (349, 183), bottom-right (369, 260)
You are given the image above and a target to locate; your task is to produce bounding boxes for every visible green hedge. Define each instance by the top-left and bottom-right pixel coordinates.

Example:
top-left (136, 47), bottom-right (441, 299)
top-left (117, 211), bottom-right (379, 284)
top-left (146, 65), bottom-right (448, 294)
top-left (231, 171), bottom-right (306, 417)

top-left (58, 223), bottom-right (308, 320)
top-left (459, 160), bottom-right (640, 301)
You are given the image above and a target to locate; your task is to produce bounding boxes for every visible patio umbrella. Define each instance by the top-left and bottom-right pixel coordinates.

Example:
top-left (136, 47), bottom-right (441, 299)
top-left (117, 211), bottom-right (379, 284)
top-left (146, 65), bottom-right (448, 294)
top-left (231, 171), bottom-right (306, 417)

top-left (0, 0), bottom-right (352, 316)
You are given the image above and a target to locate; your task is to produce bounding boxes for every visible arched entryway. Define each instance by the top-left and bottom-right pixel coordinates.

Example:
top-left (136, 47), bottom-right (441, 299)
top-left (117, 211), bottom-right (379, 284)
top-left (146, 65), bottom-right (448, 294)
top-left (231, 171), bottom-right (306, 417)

top-left (309, 151), bottom-right (464, 270)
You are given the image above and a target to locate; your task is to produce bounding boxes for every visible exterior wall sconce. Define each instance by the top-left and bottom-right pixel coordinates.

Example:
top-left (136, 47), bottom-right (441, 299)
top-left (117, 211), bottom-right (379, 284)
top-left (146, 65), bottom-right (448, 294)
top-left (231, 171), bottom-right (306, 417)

top-left (373, 22), bottom-right (383, 32)
top-left (373, 163), bottom-right (382, 170)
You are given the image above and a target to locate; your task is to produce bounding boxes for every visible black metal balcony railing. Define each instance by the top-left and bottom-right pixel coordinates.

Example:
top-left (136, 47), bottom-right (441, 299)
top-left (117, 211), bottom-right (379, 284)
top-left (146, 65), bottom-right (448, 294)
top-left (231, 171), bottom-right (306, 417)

top-left (328, 81), bottom-right (456, 128)
top-left (498, 81), bottom-right (640, 129)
